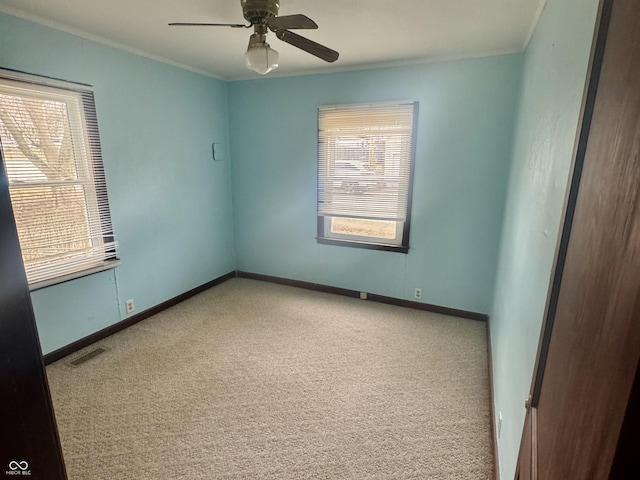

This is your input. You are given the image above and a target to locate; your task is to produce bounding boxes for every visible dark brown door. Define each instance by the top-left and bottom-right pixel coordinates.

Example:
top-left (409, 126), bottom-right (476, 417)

top-left (517, 0), bottom-right (640, 478)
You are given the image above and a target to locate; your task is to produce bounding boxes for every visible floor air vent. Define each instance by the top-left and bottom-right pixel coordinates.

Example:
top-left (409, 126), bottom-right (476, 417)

top-left (65, 346), bottom-right (109, 367)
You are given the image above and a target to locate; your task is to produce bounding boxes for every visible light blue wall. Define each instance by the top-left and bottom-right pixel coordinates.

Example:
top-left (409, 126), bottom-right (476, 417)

top-left (489, 0), bottom-right (600, 477)
top-left (228, 56), bottom-right (523, 314)
top-left (0, 12), bottom-right (236, 354)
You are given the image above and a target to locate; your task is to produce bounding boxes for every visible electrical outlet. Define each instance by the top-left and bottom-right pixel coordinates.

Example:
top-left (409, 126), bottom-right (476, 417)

top-left (498, 411), bottom-right (503, 438)
top-left (125, 299), bottom-right (135, 314)
top-left (414, 288), bottom-right (422, 300)
top-left (359, 292), bottom-right (368, 300)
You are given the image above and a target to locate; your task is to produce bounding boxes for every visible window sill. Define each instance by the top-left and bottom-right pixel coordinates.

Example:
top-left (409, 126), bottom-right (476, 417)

top-left (316, 237), bottom-right (409, 254)
top-left (29, 259), bottom-right (121, 292)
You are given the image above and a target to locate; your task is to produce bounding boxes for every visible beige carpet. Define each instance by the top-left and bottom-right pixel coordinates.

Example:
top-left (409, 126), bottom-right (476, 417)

top-left (46, 278), bottom-right (494, 479)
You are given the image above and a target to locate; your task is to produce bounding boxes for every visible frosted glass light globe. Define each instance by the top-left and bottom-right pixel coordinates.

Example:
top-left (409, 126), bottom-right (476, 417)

top-left (244, 44), bottom-right (279, 75)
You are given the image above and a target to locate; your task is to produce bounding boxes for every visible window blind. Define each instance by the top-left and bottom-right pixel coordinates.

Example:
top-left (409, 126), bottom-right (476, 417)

top-left (318, 102), bottom-right (416, 221)
top-left (0, 71), bottom-right (118, 287)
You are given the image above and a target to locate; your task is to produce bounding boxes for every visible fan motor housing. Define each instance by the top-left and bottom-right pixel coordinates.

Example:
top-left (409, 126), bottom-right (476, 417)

top-left (242, 0), bottom-right (280, 23)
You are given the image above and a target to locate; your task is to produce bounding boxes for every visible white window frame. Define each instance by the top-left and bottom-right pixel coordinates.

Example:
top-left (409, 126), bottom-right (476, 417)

top-left (317, 101), bottom-right (418, 253)
top-left (0, 69), bottom-right (119, 290)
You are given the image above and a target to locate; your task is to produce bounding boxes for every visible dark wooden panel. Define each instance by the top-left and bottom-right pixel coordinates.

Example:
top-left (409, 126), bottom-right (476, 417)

top-left (0, 147), bottom-right (67, 477)
top-left (536, 0), bottom-right (640, 478)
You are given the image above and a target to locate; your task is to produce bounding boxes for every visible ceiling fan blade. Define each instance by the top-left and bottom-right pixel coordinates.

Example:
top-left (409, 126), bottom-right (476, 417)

top-left (266, 14), bottom-right (318, 30)
top-left (168, 22), bottom-right (249, 28)
top-left (275, 30), bottom-right (339, 63)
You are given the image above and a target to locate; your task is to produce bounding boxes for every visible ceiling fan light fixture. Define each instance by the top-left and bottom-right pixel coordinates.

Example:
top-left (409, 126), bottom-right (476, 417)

top-left (169, 0), bottom-right (338, 73)
top-left (244, 40), bottom-right (279, 75)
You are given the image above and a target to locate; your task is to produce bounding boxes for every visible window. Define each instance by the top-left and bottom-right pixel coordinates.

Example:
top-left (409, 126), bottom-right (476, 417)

top-left (317, 101), bottom-right (417, 253)
top-left (0, 69), bottom-right (118, 289)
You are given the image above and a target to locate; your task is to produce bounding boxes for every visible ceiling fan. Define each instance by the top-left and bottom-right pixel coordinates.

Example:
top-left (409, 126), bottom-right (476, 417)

top-left (169, 0), bottom-right (339, 75)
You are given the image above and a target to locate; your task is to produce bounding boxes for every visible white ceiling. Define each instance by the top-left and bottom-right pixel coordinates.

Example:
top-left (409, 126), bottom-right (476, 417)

top-left (0, 0), bottom-right (547, 81)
